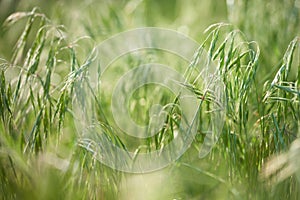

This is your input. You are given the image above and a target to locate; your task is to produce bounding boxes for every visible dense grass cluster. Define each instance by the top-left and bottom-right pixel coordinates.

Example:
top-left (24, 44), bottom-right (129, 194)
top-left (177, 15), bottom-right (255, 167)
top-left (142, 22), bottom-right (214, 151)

top-left (0, 1), bottom-right (299, 199)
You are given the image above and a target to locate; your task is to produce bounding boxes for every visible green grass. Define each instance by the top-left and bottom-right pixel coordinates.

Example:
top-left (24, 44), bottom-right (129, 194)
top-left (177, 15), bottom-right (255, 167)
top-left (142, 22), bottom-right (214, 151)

top-left (0, 0), bottom-right (300, 199)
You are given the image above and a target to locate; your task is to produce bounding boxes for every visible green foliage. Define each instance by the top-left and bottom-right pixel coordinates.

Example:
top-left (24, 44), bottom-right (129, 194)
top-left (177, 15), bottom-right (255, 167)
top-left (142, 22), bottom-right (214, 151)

top-left (0, 1), bottom-right (299, 199)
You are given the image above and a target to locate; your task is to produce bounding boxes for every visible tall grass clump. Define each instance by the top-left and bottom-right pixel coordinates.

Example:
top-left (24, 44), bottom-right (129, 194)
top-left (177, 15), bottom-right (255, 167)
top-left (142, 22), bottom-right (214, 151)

top-left (0, 8), bottom-right (121, 199)
top-left (0, 1), bottom-right (300, 199)
top-left (227, 0), bottom-right (300, 80)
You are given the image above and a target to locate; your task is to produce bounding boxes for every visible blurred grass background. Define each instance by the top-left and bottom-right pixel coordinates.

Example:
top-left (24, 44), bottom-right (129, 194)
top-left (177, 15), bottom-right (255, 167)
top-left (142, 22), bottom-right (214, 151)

top-left (0, 0), bottom-right (300, 199)
top-left (1, 0), bottom-right (299, 81)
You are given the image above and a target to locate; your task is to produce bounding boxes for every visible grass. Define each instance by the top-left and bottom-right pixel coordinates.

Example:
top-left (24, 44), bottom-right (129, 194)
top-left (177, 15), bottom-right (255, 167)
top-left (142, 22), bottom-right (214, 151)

top-left (0, 0), bottom-right (300, 199)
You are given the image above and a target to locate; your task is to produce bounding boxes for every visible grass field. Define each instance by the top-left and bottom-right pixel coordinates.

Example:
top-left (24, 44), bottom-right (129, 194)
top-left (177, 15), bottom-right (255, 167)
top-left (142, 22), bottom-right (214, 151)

top-left (0, 0), bottom-right (300, 199)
